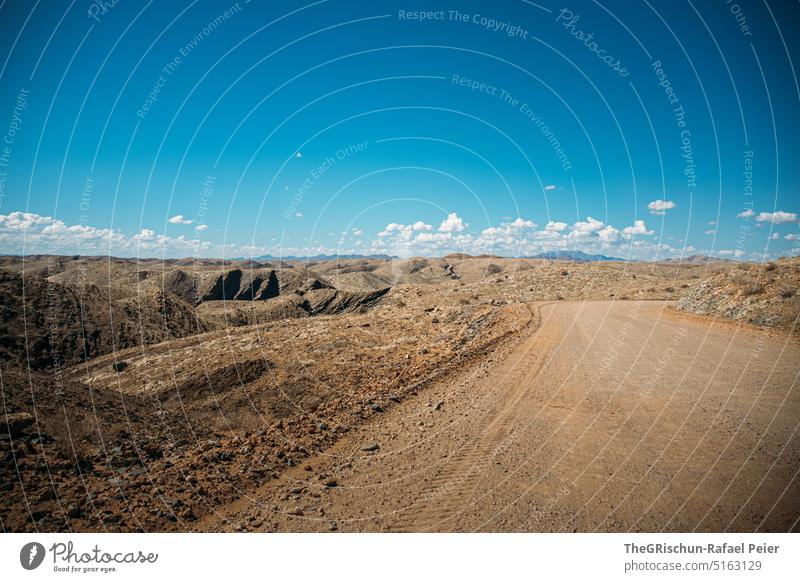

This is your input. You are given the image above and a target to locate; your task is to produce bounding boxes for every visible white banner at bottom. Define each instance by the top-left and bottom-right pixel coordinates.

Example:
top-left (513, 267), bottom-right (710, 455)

top-left (1, 533), bottom-right (797, 581)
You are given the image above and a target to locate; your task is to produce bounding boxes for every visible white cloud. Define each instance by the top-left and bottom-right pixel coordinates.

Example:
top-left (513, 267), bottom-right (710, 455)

top-left (352, 228), bottom-right (363, 236)
top-left (737, 209), bottom-right (754, 218)
top-left (295, 152), bottom-right (302, 158)
top-left (704, 229), bottom-right (716, 235)
top-left (708, 220), bottom-right (717, 226)
top-left (785, 234), bottom-right (799, 241)
top-left (545, 221), bottom-right (567, 232)
top-left (0, 211), bottom-right (218, 257)
top-left (544, 184), bottom-right (556, 191)
top-left (195, 224), bottom-right (208, 231)
top-left (367, 210), bottom-right (698, 260)
top-left (438, 212), bottom-right (467, 233)
top-left (0, 212), bottom-right (54, 230)
top-left (416, 232), bottom-right (453, 243)
top-left (412, 221), bottom-right (432, 231)
top-left (770, 233), bottom-right (780, 240)
top-left (597, 225), bottom-right (619, 243)
top-left (168, 214), bottom-right (193, 225)
top-left (647, 200), bottom-right (676, 215)
top-left (378, 220), bottom-right (433, 240)
top-left (757, 211), bottom-right (797, 224)
top-left (544, 220), bottom-right (567, 232)
top-left (1, 212), bottom-right (121, 249)
top-left (506, 217), bottom-right (537, 229)
top-left (294, 212), bottom-right (303, 218)
top-left (570, 216), bottom-right (604, 237)
top-left (135, 228), bottom-right (156, 241)
top-left (478, 217), bottom-right (538, 247)
top-left (622, 219), bottom-right (654, 237)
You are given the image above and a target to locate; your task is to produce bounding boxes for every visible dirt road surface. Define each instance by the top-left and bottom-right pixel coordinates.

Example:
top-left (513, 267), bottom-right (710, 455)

top-left (198, 301), bottom-right (800, 532)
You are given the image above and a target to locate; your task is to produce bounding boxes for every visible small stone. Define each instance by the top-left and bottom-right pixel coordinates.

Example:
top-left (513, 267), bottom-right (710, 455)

top-left (180, 508), bottom-right (196, 520)
top-left (38, 488), bottom-right (56, 502)
top-left (67, 504), bottom-right (82, 518)
top-left (323, 478), bottom-right (337, 488)
top-left (370, 404), bottom-right (384, 413)
top-left (289, 507), bottom-right (304, 516)
top-left (434, 400), bottom-right (444, 411)
top-left (361, 443), bottom-right (380, 452)
top-left (5, 412), bottom-right (34, 437)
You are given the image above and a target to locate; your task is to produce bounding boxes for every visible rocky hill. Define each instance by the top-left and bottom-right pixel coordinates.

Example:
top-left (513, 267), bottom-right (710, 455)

top-left (0, 270), bottom-right (207, 370)
top-left (677, 257), bottom-right (799, 331)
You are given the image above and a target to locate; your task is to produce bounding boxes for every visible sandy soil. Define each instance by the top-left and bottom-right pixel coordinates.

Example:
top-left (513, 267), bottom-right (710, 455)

top-left (199, 301), bottom-right (800, 532)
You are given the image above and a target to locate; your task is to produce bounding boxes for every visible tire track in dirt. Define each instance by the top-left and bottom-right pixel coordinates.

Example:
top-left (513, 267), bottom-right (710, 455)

top-left (390, 306), bottom-right (556, 531)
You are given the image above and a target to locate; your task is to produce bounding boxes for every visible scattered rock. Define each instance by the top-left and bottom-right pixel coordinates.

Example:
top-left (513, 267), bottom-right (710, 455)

top-left (38, 489), bottom-right (56, 502)
top-left (360, 443), bottom-right (380, 452)
top-left (5, 412), bottom-right (34, 437)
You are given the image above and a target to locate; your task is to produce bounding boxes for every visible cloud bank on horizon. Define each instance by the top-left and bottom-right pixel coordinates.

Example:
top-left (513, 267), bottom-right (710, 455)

top-left (2, 205), bottom-right (797, 261)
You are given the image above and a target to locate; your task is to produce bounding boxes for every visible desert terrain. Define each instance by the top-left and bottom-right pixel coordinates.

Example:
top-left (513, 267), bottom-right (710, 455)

top-left (1, 254), bottom-right (798, 532)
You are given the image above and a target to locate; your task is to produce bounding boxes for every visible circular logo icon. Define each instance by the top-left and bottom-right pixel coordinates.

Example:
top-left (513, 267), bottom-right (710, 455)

top-left (20, 542), bottom-right (46, 570)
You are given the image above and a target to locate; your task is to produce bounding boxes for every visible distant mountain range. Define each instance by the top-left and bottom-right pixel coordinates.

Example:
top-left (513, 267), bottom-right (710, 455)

top-left (528, 250), bottom-right (625, 262)
top-left (660, 254), bottom-right (733, 263)
top-left (247, 251), bottom-right (625, 262)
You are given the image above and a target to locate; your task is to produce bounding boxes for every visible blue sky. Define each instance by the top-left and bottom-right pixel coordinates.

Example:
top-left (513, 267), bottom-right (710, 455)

top-left (0, 0), bottom-right (798, 259)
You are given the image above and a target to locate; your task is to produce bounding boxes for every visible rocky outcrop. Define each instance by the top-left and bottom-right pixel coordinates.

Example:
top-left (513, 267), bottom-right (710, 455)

top-left (677, 258), bottom-right (799, 331)
top-left (162, 268), bottom-right (280, 304)
top-left (276, 269), bottom-right (333, 295)
top-left (302, 288), bottom-right (391, 315)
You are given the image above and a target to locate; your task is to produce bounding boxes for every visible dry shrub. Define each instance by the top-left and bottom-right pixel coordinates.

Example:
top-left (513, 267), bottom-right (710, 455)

top-left (741, 284), bottom-right (764, 296)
